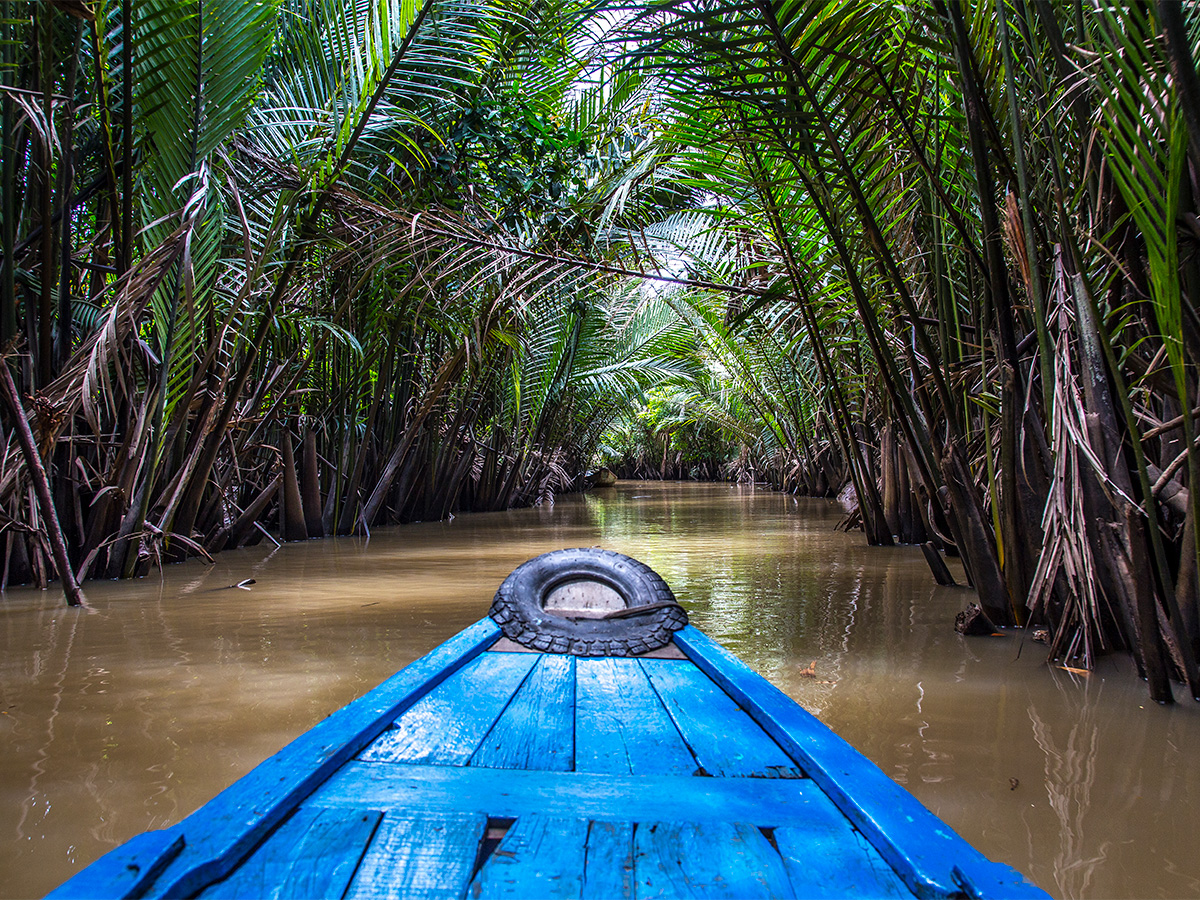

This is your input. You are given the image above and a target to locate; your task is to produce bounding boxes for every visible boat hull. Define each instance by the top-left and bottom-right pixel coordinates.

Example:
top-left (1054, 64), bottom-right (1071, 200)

top-left (49, 618), bottom-right (1047, 899)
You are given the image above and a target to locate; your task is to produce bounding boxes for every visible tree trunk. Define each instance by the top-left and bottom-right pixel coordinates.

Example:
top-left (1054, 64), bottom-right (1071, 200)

top-left (922, 542), bottom-right (957, 586)
top-left (210, 474), bottom-right (282, 553)
top-left (302, 426), bottom-right (324, 538)
top-left (941, 441), bottom-right (1013, 624)
top-left (881, 424), bottom-right (900, 537)
top-left (0, 359), bottom-right (85, 606)
top-left (280, 431), bottom-right (308, 542)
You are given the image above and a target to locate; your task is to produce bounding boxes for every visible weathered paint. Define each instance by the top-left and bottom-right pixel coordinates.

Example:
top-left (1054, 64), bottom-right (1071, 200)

top-left (48, 619), bottom-right (500, 900)
top-left (467, 815), bottom-right (589, 899)
top-left (640, 657), bottom-right (803, 778)
top-left (633, 820), bottom-right (794, 899)
top-left (574, 657), bottom-right (696, 775)
top-left (360, 651), bottom-right (538, 766)
top-left (198, 807), bottom-right (381, 900)
top-left (312, 761), bottom-right (832, 824)
top-left (343, 813), bottom-right (486, 900)
top-left (469, 654), bottom-right (575, 771)
top-left (49, 619), bottom-right (1050, 900)
top-left (673, 625), bottom-right (1047, 899)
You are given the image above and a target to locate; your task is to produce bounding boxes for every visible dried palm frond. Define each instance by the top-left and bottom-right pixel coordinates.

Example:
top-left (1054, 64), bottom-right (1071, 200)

top-left (34, 222), bottom-right (191, 441)
top-left (1027, 262), bottom-right (1107, 668)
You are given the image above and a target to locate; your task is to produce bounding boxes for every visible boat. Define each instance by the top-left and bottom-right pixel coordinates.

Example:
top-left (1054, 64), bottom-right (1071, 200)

top-left (49, 549), bottom-right (1047, 899)
top-left (591, 467), bottom-right (618, 487)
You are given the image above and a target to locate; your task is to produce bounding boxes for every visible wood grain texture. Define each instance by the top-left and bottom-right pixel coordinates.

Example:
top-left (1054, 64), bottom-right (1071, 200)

top-left (470, 816), bottom-right (588, 899)
top-left (639, 658), bottom-right (801, 778)
top-left (581, 821), bottom-right (634, 900)
top-left (633, 821), bottom-right (794, 899)
top-left (120, 619), bottom-right (499, 900)
top-left (313, 762), bottom-right (828, 826)
top-left (470, 654), bottom-right (575, 771)
top-left (575, 657), bottom-right (697, 775)
top-left (198, 807), bottom-right (381, 900)
top-left (673, 626), bottom-right (1050, 899)
top-left (773, 822), bottom-right (912, 898)
top-left (45, 828), bottom-right (183, 900)
top-left (360, 652), bottom-right (538, 765)
top-left (343, 812), bottom-right (486, 900)
top-left (51, 618), bottom-right (1045, 900)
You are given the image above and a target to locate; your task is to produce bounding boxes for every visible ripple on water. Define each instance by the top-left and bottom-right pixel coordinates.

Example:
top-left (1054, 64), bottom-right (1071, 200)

top-left (1, 481), bottom-right (1198, 899)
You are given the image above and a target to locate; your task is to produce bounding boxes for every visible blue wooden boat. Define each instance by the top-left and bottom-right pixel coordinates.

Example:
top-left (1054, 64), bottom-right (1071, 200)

top-left (50, 549), bottom-right (1047, 899)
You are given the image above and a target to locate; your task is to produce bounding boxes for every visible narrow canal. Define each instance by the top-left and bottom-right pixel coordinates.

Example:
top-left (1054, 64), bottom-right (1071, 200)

top-left (1, 482), bottom-right (1197, 898)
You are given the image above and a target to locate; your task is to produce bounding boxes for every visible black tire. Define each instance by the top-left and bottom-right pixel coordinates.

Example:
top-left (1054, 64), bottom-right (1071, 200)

top-left (489, 548), bottom-right (688, 657)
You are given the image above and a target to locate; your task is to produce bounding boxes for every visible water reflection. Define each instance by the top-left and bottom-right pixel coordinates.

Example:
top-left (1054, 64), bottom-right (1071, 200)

top-left (2, 481), bottom-right (1199, 898)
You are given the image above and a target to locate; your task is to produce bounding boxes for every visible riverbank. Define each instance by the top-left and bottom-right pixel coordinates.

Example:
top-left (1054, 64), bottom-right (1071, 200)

top-left (2, 482), bottom-right (1197, 898)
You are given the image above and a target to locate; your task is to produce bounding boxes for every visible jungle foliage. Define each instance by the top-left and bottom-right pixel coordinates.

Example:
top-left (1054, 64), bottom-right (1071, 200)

top-left (2, 0), bottom-right (1199, 701)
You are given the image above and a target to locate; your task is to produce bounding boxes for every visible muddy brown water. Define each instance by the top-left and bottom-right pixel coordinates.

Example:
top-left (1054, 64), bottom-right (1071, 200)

top-left (2, 481), bottom-right (1198, 899)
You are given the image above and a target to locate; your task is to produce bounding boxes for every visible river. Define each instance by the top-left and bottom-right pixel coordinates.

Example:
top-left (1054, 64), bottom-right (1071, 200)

top-left (1, 481), bottom-right (1197, 898)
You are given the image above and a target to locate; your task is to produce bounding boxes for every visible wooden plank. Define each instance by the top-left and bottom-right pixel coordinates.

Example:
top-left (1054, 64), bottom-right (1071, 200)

top-left (634, 821), bottom-right (794, 899)
top-left (639, 658), bottom-right (802, 778)
top-left (673, 626), bottom-right (1050, 899)
top-left (199, 807), bottom-right (382, 900)
top-left (575, 657), bottom-right (697, 776)
top-left (361, 652), bottom-right (538, 765)
top-left (46, 828), bottom-right (184, 900)
top-left (470, 654), bottom-right (575, 771)
top-left (581, 821), bottom-right (634, 900)
top-left (469, 816), bottom-right (588, 899)
top-left (773, 823), bottom-right (912, 898)
top-left (312, 761), bottom-right (832, 827)
top-left (343, 812), bottom-right (486, 900)
top-left (91, 618), bottom-right (502, 900)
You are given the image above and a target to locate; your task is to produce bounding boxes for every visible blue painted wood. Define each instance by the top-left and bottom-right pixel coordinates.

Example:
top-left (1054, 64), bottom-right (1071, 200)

top-left (45, 828), bottom-right (184, 900)
top-left (470, 654), bottom-right (575, 771)
top-left (634, 821), bottom-right (794, 899)
top-left (198, 807), bottom-right (381, 900)
top-left (49, 617), bottom-right (1046, 900)
top-left (469, 816), bottom-right (588, 898)
top-left (575, 657), bottom-right (697, 776)
top-left (49, 619), bottom-right (500, 900)
top-left (773, 822), bottom-right (911, 898)
top-left (360, 651), bottom-right (538, 765)
top-left (581, 821), bottom-right (633, 900)
top-left (639, 658), bottom-right (802, 778)
top-left (312, 761), bottom-right (832, 826)
top-left (673, 626), bottom-right (1050, 899)
top-left (343, 812), bottom-right (486, 900)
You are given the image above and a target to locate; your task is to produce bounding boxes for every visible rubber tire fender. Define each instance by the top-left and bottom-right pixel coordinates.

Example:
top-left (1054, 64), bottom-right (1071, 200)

top-left (488, 548), bottom-right (688, 657)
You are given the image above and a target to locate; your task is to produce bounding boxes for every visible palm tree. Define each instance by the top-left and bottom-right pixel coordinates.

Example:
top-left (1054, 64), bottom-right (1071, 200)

top-left (3, 0), bottom-right (1200, 706)
top-left (606, 0), bottom-right (1200, 700)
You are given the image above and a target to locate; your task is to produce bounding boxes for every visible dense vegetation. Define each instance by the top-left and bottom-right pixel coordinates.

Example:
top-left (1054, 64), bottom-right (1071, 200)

top-left (2, 0), bottom-right (1199, 702)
